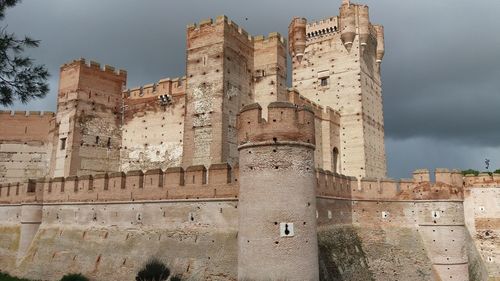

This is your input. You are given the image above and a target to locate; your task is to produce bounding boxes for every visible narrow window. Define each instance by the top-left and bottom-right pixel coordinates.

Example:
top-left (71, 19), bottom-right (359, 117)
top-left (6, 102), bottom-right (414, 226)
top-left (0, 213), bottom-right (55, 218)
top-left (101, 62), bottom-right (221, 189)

top-left (95, 136), bottom-right (100, 145)
top-left (320, 77), bottom-right (328, 86)
top-left (60, 138), bottom-right (67, 150)
top-left (332, 147), bottom-right (339, 173)
top-left (107, 137), bottom-right (111, 149)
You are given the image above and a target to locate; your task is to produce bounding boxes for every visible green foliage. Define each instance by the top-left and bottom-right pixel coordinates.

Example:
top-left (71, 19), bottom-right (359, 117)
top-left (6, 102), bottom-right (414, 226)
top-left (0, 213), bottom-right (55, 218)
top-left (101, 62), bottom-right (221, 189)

top-left (136, 259), bottom-right (171, 281)
top-left (461, 169), bottom-right (479, 176)
top-left (60, 273), bottom-right (88, 281)
top-left (0, 272), bottom-right (33, 281)
top-left (0, 0), bottom-right (18, 20)
top-left (0, 0), bottom-right (49, 106)
top-left (494, 169), bottom-right (500, 174)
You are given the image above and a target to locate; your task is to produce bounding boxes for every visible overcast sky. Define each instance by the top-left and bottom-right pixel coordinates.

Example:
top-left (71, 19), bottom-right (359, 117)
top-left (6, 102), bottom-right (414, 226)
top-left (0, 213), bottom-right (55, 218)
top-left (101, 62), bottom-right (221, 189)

top-left (1, 0), bottom-right (499, 178)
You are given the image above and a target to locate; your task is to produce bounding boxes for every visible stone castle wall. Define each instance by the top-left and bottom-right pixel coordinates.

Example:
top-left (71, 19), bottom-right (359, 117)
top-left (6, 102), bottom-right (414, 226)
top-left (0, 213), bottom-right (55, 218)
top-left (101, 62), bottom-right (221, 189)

top-left (0, 111), bottom-right (54, 184)
top-left (0, 1), bottom-right (498, 280)
top-left (0, 163), bottom-right (240, 280)
top-left (0, 164), bottom-right (238, 204)
top-left (0, 200), bottom-right (239, 281)
top-left (0, 165), bottom-right (498, 280)
top-left (463, 176), bottom-right (500, 279)
top-left (121, 77), bottom-right (186, 172)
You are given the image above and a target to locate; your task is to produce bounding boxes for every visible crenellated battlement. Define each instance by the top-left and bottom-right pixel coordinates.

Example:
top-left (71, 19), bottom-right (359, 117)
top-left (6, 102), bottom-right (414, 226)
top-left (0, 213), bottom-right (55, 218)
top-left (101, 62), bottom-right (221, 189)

top-left (305, 16), bottom-right (339, 41)
top-left (187, 15), bottom-right (286, 48)
top-left (0, 110), bottom-right (55, 117)
top-left (237, 102), bottom-right (315, 146)
top-left (60, 58), bottom-right (127, 78)
top-left (253, 32), bottom-right (286, 45)
top-left (0, 110), bottom-right (55, 143)
top-left (124, 76), bottom-right (186, 100)
top-left (0, 163), bottom-right (238, 204)
top-left (464, 173), bottom-right (500, 188)
top-left (7, 155), bottom-right (467, 205)
top-left (187, 15), bottom-right (254, 44)
top-left (317, 168), bottom-right (466, 201)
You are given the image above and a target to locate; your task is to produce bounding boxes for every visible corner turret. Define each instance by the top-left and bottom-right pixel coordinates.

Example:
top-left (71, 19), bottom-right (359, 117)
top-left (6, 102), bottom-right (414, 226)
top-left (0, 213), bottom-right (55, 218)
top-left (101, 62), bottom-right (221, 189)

top-left (339, 1), bottom-right (356, 51)
top-left (374, 25), bottom-right (385, 63)
top-left (288, 17), bottom-right (307, 63)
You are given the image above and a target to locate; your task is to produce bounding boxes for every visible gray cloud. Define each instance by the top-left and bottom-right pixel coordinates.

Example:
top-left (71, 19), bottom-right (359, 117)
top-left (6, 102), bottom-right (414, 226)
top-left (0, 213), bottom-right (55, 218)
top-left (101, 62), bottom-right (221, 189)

top-left (1, 0), bottom-right (499, 177)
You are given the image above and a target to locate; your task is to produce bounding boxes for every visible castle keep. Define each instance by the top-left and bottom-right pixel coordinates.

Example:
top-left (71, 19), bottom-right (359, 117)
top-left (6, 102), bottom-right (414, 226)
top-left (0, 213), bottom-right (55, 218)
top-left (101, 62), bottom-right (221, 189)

top-left (0, 1), bottom-right (498, 280)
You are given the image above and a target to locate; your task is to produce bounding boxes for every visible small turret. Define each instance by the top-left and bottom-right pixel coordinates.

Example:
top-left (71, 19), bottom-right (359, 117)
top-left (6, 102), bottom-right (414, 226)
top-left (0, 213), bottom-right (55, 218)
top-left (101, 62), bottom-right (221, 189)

top-left (358, 5), bottom-right (370, 48)
top-left (339, 1), bottom-right (356, 51)
top-left (374, 25), bottom-right (385, 63)
top-left (288, 17), bottom-right (307, 63)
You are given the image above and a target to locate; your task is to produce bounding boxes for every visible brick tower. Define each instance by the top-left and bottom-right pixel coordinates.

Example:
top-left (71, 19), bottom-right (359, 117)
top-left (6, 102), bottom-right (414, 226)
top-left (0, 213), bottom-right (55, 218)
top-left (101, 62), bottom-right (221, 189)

top-left (237, 102), bottom-right (319, 280)
top-left (49, 59), bottom-right (127, 177)
top-left (289, 0), bottom-right (387, 178)
top-left (182, 16), bottom-right (287, 169)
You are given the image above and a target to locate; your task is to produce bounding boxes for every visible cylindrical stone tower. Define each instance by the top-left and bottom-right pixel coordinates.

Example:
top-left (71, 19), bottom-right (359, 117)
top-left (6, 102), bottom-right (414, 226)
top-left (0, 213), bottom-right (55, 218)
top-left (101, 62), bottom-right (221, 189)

top-left (237, 102), bottom-right (319, 281)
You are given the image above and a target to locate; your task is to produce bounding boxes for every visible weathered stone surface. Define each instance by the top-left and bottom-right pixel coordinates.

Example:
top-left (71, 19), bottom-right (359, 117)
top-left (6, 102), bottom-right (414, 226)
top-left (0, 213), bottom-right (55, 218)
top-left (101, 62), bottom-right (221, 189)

top-left (0, 1), bottom-right (498, 280)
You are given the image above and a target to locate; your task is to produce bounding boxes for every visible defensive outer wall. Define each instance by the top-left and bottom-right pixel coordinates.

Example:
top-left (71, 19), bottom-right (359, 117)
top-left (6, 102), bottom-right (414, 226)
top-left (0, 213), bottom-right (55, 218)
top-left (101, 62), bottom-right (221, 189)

top-left (0, 103), bottom-right (498, 281)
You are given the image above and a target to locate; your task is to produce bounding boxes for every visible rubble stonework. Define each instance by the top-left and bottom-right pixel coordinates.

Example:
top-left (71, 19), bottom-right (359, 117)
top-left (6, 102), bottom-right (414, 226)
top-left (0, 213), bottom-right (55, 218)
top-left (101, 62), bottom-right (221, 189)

top-left (0, 1), bottom-right (498, 280)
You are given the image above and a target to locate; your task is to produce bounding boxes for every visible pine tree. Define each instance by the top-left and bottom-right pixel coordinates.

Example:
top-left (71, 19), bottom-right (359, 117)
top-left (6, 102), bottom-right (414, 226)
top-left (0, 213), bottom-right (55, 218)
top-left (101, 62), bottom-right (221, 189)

top-left (0, 0), bottom-right (49, 106)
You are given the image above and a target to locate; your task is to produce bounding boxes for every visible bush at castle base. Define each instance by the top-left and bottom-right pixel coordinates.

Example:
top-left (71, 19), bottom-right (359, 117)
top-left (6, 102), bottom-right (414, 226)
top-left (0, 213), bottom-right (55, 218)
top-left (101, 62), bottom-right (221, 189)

top-left (136, 259), bottom-right (171, 281)
top-left (60, 273), bottom-right (88, 281)
top-left (0, 272), bottom-right (32, 281)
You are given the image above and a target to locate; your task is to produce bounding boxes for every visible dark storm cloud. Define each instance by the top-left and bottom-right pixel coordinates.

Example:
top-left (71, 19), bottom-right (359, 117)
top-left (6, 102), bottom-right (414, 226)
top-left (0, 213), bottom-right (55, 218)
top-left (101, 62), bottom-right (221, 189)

top-left (1, 0), bottom-right (499, 177)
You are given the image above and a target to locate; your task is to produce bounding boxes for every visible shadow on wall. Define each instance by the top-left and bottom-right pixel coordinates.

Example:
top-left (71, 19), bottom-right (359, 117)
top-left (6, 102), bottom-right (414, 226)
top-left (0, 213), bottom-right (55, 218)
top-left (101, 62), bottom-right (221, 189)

top-left (318, 227), bottom-right (374, 281)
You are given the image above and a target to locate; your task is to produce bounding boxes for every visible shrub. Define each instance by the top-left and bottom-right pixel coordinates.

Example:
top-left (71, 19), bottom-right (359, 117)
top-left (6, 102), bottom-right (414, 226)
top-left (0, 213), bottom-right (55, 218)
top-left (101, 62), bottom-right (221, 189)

top-left (494, 169), bottom-right (500, 174)
top-left (170, 276), bottom-right (182, 281)
top-left (136, 259), bottom-right (170, 281)
top-left (461, 169), bottom-right (479, 176)
top-left (60, 273), bottom-right (88, 281)
top-left (0, 272), bottom-right (33, 281)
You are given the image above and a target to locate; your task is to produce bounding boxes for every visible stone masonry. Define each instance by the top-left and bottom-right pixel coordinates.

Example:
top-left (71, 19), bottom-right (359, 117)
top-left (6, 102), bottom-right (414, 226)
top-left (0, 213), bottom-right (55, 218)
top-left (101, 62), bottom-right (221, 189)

top-left (0, 0), bottom-right (498, 280)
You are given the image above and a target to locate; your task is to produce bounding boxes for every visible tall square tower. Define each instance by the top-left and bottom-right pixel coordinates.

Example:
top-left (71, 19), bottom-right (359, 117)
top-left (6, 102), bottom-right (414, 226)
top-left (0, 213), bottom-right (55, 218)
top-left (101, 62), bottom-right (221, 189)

top-left (49, 59), bottom-right (126, 177)
top-left (289, 1), bottom-right (386, 178)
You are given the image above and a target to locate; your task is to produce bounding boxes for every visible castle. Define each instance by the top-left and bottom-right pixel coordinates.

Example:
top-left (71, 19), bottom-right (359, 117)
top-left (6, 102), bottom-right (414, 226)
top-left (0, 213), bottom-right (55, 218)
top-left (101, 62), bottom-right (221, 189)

top-left (0, 1), bottom-right (498, 280)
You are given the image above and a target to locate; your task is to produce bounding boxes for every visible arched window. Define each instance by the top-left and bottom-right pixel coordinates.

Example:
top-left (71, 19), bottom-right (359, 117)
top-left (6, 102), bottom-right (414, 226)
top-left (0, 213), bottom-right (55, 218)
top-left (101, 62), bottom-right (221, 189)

top-left (332, 147), bottom-right (339, 173)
